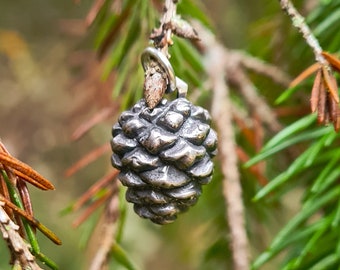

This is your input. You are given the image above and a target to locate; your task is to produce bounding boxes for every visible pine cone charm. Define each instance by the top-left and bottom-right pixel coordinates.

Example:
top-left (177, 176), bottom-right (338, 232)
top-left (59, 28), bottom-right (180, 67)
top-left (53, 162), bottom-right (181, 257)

top-left (111, 97), bottom-right (217, 224)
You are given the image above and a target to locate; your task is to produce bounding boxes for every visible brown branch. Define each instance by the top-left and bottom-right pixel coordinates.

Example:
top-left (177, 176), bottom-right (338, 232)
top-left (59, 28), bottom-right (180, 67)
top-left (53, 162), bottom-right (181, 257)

top-left (236, 51), bottom-right (291, 86)
top-left (192, 21), bottom-right (284, 134)
top-left (194, 21), bottom-right (287, 268)
top-left (89, 222), bottom-right (116, 270)
top-left (229, 67), bottom-right (282, 132)
top-left (151, 0), bottom-right (199, 54)
top-left (89, 181), bottom-right (120, 270)
top-left (0, 203), bottom-right (42, 270)
top-left (150, 0), bottom-right (177, 55)
top-left (201, 28), bottom-right (250, 270)
top-left (278, 0), bottom-right (327, 65)
top-left (279, 1), bottom-right (340, 130)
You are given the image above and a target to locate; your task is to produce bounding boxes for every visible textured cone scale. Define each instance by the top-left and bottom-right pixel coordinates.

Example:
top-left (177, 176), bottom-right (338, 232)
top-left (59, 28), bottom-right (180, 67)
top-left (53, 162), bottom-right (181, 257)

top-left (111, 98), bottom-right (217, 224)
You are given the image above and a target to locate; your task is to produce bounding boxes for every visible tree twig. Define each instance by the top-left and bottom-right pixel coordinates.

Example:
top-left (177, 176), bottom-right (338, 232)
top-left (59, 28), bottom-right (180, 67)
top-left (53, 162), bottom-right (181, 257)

top-left (89, 181), bottom-right (120, 270)
top-left (192, 21), bottom-right (284, 133)
top-left (150, 0), bottom-right (177, 55)
top-left (278, 0), bottom-right (327, 65)
top-left (150, 0), bottom-right (198, 55)
top-left (229, 66), bottom-right (282, 132)
top-left (201, 28), bottom-right (250, 270)
top-left (0, 203), bottom-right (42, 270)
top-left (236, 51), bottom-right (291, 86)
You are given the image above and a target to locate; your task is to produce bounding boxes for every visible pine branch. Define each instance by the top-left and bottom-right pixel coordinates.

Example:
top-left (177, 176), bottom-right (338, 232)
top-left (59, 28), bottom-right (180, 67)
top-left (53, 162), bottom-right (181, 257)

top-left (0, 203), bottom-right (42, 270)
top-left (143, 0), bottom-right (199, 108)
top-left (201, 27), bottom-right (250, 270)
top-left (278, 0), bottom-right (327, 65)
top-left (236, 51), bottom-right (291, 86)
top-left (279, 0), bottom-right (340, 130)
top-left (150, 0), bottom-right (177, 55)
top-left (150, 0), bottom-right (198, 55)
top-left (196, 15), bottom-right (292, 267)
top-left (89, 188), bottom-right (120, 270)
top-left (229, 66), bottom-right (282, 132)
top-left (0, 140), bottom-right (60, 269)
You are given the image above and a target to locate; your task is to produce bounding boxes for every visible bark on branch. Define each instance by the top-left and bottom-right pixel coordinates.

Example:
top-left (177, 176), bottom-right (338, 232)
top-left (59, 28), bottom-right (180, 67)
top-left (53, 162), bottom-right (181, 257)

top-left (200, 28), bottom-right (250, 270)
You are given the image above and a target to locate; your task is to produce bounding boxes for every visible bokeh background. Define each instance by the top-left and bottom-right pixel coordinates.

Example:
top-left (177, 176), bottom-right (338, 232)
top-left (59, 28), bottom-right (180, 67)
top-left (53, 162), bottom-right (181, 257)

top-left (0, 0), bottom-right (311, 269)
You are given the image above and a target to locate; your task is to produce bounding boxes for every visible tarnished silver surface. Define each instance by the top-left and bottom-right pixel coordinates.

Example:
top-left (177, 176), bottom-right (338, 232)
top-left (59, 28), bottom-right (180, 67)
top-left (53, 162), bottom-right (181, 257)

top-left (175, 77), bottom-right (188, 98)
top-left (111, 97), bottom-right (217, 225)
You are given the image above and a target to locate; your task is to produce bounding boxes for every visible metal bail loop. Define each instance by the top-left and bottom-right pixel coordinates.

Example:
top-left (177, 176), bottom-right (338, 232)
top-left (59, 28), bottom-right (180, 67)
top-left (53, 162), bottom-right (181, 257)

top-left (141, 47), bottom-right (188, 98)
top-left (176, 77), bottom-right (188, 98)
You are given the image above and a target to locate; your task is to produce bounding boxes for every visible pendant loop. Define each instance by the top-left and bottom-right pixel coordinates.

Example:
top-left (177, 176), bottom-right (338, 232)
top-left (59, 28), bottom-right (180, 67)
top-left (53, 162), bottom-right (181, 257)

top-left (141, 47), bottom-right (177, 93)
top-left (141, 47), bottom-right (188, 99)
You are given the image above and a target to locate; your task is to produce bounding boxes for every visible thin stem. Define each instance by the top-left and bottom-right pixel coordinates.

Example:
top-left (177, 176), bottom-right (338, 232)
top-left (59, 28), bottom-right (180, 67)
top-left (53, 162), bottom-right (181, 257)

top-left (162, 0), bottom-right (177, 26)
top-left (229, 66), bottom-right (282, 132)
top-left (236, 51), bottom-right (291, 86)
top-left (278, 0), bottom-right (327, 65)
top-left (150, 0), bottom-right (177, 55)
top-left (150, 0), bottom-right (198, 55)
top-left (89, 181), bottom-right (122, 270)
top-left (0, 204), bottom-right (42, 270)
top-left (202, 29), bottom-right (250, 270)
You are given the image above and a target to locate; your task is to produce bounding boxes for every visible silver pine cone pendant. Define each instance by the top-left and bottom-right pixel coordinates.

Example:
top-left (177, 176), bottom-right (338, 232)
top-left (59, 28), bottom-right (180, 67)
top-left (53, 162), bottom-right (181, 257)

top-left (110, 48), bottom-right (217, 224)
